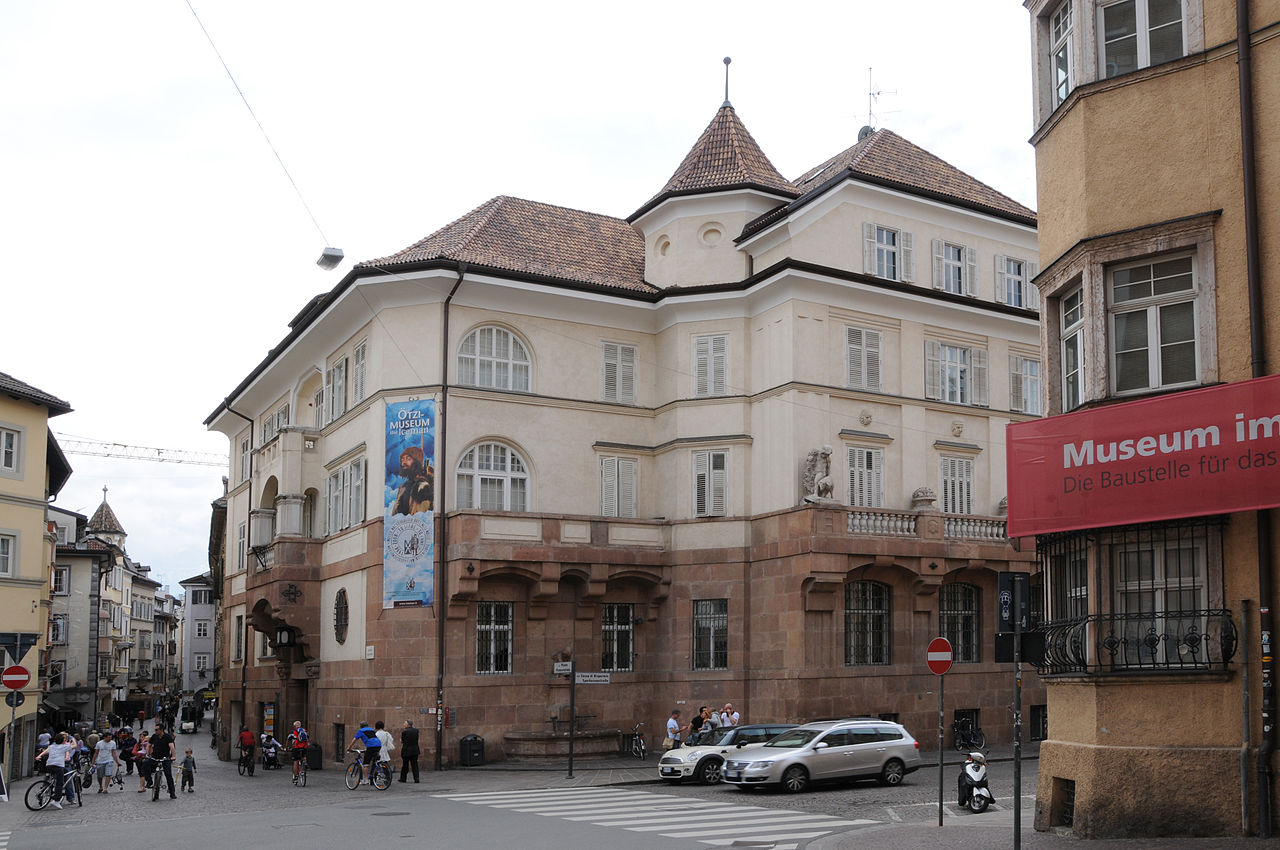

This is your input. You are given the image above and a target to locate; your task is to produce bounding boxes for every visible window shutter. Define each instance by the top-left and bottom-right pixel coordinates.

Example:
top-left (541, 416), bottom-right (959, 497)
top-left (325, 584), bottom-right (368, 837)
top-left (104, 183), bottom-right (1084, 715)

top-left (694, 336), bottom-right (710, 396)
top-left (711, 335), bottom-right (727, 396)
top-left (710, 452), bottom-right (727, 516)
top-left (865, 330), bottom-right (881, 391)
top-left (901, 231), bottom-right (915, 282)
top-left (619, 345), bottom-right (636, 404)
top-left (353, 343), bottom-right (366, 403)
top-left (324, 366), bottom-right (334, 423)
top-left (972, 347), bottom-right (990, 406)
top-left (694, 451), bottom-right (709, 516)
top-left (965, 247), bottom-right (978, 297)
top-left (1009, 355), bottom-right (1024, 413)
top-left (601, 457), bottom-right (618, 516)
top-left (1027, 263), bottom-right (1041, 310)
top-left (352, 459), bottom-right (366, 523)
top-left (932, 239), bottom-right (945, 290)
top-left (994, 255), bottom-right (1008, 304)
top-left (602, 343), bottom-right (618, 402)
top-left (925, 340), bottom-right (942, 400)
top-left (322, 476), bottom-right (330, 535)
top-left (847, 446), bottom-right (860, 505)
top-left (618, 458), bottom-right (636, 518)
top-left (863, 222), bottom-right (877, 275)
top-left (314, 388), bottom-right (324, 428)
top-left (847, 326), bottom-right (864, 388)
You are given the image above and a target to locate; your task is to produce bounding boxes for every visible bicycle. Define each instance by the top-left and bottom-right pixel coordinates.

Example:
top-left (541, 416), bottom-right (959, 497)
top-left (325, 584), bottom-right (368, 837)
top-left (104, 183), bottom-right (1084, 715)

top-left (630, 722), bottom-right (647, 760)
top-left (148, 755), bottom-right (173, 800)
top-left (345, 748), bottom-right (391, 790)
top-left (237, 746), bottom-right (255, 776)
top-left (24, 764), bottom-right (82, 811)
top-left (952, 716), bottom-right (987, 752)
top-left (291, 750), bottom-right (309, 787)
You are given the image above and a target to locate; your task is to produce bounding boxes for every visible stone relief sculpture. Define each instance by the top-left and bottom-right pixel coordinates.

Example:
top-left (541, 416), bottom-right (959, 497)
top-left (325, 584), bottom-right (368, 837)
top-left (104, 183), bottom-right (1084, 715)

top-left (801, 445), bottom-right (836, 503)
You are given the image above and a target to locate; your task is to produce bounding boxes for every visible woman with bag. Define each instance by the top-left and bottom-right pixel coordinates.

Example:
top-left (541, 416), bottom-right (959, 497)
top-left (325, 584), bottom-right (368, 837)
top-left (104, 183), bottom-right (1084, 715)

top-left (133, 730), bottom-right (152, 792)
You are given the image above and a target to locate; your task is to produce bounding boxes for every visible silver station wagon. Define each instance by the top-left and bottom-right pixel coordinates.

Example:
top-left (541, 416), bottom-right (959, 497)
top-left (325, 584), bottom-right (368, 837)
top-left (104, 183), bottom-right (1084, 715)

top-left (658, 723), bottom-right (797, 785)
top-left (721, 719), bottom-right (921, 792)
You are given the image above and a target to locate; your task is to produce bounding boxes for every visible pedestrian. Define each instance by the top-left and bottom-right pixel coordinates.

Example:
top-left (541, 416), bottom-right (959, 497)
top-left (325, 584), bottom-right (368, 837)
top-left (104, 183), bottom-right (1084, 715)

top-left (665, 709), bottom-right (685, 750)
top-left (180, 748), bottom-right (197, 793)
top-left (37, 728), bottom-right (52, 749)
top-left (149, 725), bottom-right (177, 798)
top-left (134, 730), bottom-right (152, 792)
top-left (374, 720), bottom-right (395, 771)
top-left (720, 703), bottom-right (740, 728)
top-left (688, 706), bottom-right (708, 743)
top-left (398, 720), bottom-right (420, 783)
top-left (119, 727), bottom-right (137, 775)
top-left (93, 729), bottom-right (121, 793)
top-left (36, 732), bottom-right (77, 809)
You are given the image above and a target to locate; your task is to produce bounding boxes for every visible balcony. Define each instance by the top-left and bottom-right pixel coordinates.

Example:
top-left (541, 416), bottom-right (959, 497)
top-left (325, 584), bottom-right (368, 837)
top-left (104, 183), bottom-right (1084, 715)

top-left (1038, 610), bottom-right (1238, 676)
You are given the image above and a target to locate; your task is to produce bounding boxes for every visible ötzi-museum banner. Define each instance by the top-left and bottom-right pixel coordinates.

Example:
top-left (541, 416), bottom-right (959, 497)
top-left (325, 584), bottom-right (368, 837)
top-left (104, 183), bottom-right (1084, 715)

top-left (383, 399), bottom-right (435, 608)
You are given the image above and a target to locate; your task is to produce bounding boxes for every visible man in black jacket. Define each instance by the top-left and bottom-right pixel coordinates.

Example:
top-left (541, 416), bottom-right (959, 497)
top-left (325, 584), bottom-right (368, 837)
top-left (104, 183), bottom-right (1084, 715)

top-left (149, 727), bottom-right (177, 798)
top-left (398, 720), bottom-right (420, 783)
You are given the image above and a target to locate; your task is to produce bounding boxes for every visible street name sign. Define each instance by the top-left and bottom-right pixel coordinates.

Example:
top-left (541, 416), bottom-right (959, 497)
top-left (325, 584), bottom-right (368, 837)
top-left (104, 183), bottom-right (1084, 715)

top-left (552, 661), bottom-right (572, 675)
top-left (574, 672), bottom-right (611, 684)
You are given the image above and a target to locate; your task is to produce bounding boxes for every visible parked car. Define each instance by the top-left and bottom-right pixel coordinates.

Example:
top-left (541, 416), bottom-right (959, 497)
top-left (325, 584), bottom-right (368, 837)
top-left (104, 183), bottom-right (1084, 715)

top-left (659, 723), bottom-right (797, 785)
top-left (721, 718), bottom-right (921, 792)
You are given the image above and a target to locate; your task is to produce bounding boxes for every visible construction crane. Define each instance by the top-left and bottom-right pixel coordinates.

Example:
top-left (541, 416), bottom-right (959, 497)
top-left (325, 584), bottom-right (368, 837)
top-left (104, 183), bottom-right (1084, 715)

top-left (54, 433), bottom-right (228, 468)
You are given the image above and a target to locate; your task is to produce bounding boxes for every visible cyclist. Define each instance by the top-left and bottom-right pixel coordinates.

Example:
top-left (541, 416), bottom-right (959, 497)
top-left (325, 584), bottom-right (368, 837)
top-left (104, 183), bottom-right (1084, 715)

top-left (349, 721), bottom-right (381, 784)
top-left (236, 725), bottom-right (256, 774)
top-left (36, 731), bottom-right (77, 809)
top-left (149, 725), bottom-right (177, 798)
top-left (287, 720), bottom-right (309, 780)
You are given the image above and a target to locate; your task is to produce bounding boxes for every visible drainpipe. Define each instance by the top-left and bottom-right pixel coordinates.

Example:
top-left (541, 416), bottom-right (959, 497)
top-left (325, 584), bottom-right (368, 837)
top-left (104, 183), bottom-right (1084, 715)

top-left (1236, 0), bottom-right (1275, 836)
top-left (224, 403), bottom-right (254, 745)
top-left (435, 263), bottom-right (466, 771)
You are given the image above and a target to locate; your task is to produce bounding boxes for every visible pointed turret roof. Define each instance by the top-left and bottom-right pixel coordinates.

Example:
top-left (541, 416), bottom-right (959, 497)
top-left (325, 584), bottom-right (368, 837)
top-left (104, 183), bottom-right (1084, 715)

top-left (629, 105), bottom-right (798, 222)
top-left (87, 489), bottom-right (126, 537)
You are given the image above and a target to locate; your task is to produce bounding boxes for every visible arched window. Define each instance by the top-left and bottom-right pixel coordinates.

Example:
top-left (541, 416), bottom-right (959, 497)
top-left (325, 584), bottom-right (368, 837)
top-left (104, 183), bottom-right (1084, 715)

top-left (844, 580), bottom-right (891, 665)
top-left (458, 327), bottom-right (530, 391)
top-left (940, 582), bottom-right (980, 662)
top-left (456, 442), bottom-right (529, 511)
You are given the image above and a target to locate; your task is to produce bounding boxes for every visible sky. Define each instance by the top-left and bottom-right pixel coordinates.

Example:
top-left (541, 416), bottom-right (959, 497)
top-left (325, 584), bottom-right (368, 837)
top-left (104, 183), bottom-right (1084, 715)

top-left (0, 1), bottom-right (1037, 595)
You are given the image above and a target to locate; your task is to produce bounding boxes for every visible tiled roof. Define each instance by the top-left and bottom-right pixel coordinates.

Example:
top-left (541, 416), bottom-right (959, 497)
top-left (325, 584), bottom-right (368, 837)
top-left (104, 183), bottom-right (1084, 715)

top-left (88, 499), bottom-right (126, 535)
top-left (790, 129), bottom-right (1036, 223)
top-left (0, 371), bottom-right (71, 415)
top-left (630, 105), bottom-right (798, 220)
top-left (358, 196), bottom-right (655, 294)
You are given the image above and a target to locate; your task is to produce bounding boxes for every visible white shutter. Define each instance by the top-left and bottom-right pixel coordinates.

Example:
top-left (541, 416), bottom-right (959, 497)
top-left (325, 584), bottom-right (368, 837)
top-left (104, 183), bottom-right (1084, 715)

top-left (619, 345), bottom-right (636, 404)
top-left (1009, 355), bottom-right (1024, 413)
top-left (965, 247), bottom-right (978, 297)
top-left (901, 231), bottom-right (914, 282)
top-left (972, 348), bottom-right (990, 407)
top-left (601, 456), bottom-right (618, 516)
top-left (847, 326), bottom-right (864, 388)
top-left (694, 336), bottom-right (710, 396)
top-left (863, 223), bottom-right (877, 275)
top-left (618, 458), bottom-right (636, 518)
top-left (353, 343), bottom-right (366, 403)
top-left (994, 255), bottom-right (1008, 304)
top-left (932, 239), bottom-right (945, 290)
top-left (314, 388), bottom-right (324, 428)
top-left (351, 459), bottom-right (366, 524)
top-left (694, 451), bottom-right (709, 516)
top-left (847, 447), bottom-right (883, 508)
top-left (925, 340), bottom-right (942, 400)
top-left (711, 335), bottom-right (727, 396)
top-left (865, 330), bottom-right (881, 391)
top-left (1027, 262), bottom-right (1041, 310)
top-left (324, 367), bottom-right (334, 423)
top-left (710, 452), bottom-right (727, 516)
top-left (602, 343), bottom-right (618, 402)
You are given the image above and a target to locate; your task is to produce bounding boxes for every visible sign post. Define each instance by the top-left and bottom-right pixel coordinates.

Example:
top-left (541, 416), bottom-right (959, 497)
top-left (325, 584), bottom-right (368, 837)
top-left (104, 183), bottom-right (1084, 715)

top-left (927, 639), bottom-right (953, 827)
top-left (3, 665), bottom-right (30, 799)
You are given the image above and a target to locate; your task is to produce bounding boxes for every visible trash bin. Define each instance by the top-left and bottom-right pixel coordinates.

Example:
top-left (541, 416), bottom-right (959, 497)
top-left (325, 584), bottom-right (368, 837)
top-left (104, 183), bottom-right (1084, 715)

top-left (459, 734), bottom-right (484, 766)
top-left (307, 742), bottom-right (323, 770)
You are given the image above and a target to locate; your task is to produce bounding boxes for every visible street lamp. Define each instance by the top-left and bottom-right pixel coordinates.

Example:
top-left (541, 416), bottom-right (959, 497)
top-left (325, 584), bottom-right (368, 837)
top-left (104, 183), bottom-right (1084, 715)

top-left (275, 627), bottom-right (295, 648)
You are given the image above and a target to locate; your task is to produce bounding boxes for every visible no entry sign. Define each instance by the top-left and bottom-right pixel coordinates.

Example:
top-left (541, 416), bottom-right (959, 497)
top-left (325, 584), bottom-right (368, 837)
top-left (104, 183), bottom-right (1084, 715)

top-left (2, 665), bottom-right (30, 690)
top-left (926, 638), bottom-right (953, 675)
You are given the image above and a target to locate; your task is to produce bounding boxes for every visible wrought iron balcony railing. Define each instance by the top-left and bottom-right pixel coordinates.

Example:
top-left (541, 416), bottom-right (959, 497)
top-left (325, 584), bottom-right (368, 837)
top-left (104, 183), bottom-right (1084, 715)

top-left (1038, 609), bottom-right (1238, 675)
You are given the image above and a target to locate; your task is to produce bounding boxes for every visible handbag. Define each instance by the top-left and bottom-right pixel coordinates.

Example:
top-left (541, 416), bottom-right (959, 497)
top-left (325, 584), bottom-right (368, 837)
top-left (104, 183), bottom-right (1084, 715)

top-left (662, 736), bottom-right (675, 750)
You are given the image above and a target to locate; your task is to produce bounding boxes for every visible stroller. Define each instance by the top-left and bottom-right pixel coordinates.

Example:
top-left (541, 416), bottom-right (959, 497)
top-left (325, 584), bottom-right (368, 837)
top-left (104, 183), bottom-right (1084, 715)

top-left (261, 736), bottom-right (282, 770)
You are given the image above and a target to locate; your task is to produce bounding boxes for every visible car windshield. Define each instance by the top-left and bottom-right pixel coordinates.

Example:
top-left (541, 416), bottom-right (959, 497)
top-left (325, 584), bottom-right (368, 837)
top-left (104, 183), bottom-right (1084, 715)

top-left (763, 729), bottom-right (822, 748)
top-left (712, 729), bottom-right (739, 746)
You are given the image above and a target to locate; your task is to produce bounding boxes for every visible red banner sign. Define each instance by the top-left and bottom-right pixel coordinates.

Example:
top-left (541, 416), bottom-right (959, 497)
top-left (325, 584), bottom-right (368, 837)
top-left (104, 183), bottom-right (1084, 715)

top-left (1006, 374), bottom-right (1280, 537)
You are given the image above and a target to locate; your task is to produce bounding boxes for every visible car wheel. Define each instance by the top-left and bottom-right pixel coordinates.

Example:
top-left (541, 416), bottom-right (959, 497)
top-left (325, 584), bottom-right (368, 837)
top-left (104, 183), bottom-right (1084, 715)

top-left (695, 759), bottom-right (723, 785)
top-left (781, 765), bottom-right (809, 793)
top-left (879, 759), bottom-right (906, 786)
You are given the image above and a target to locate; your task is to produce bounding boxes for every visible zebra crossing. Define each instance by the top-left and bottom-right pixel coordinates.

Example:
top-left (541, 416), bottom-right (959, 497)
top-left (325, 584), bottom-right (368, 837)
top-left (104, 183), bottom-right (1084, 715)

top-left (432, 786), bottom-right (877, 848)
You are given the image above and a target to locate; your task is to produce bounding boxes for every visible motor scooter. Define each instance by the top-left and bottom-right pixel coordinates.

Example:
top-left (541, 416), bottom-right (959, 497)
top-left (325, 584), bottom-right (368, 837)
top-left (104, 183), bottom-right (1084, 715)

top-left (957, 751), bottom-right (994, 813)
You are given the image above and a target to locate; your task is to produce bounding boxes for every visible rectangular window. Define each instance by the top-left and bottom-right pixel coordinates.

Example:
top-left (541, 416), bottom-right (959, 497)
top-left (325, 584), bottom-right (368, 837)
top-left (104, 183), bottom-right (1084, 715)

top-left (239, 437), bottom-right (250, 483)
top-left (941, 456), bottom-right (974, 515)
top-left (52, 566), bottom-right (69, 595)
top-left (261, 415), bottom-right (275, 444)
top-left (352, 340), bottom-right (367, 404)
top-left (234, 614), bottom-right (244, 662)
top-left (0, 534), bottom-right (11, 576)
top-left (602, 342), bottom-right (637, 404)
top-left (940, 583), bottom-right (981, 663)
top-left (327, 459), bottom-right (367, 533)
top-left (326, 357), bottom-right (348, 423)
top-left (1061, 286), bottom-right (1085, 410)
top-left (863, 223), bottom-right (914, 282)
top-left (55, 525), bottom-right (68, 544)
top-left (476, 602), bottom-right (513, 674)
top-left (50, 615), bottom-right (67, 645)
top-left (845, 581), bottom-right (891, 665)
top-left (692, 598), bottom-right (729, 670)
top-left (600, 456), bottom-right (637, 518)
top-left (693, 450), bottom-right (727, 517)
top-left (847, 446), bottom-right (883, 508)
top-left (1051, 0), bottom-right (1074, 107)
top-left (237, 522), bottom-right (246, 572)
top-left (996, 256), bottom-right (1039, 308)
top-left (1010, 356), bottom-right (1043, 415)
top-left (259, 631), bottom-right (275, 658)
top-left (601, 603), bottom-right (634, 672)
top-left (98, 657), bottom-right (110, 680)
top-left (845, 326), bottom-right (881, 391)
top-left (1111, 536), bottom-right (1206, 667)
top-left (314, 388), bottom-right (325, 428)
top-left (191, 589), bottom-right (211, 606)
top-left (194, 653), bottom-right (209, 672)
top-left (0, 427), bottom-right (18, 474)
top-left (933, 241), bottom-right (975, 296)
top-left (926, 341), bottom-right (989, 406)
top-left (1110, 254), bottom-right (1197, 394)
top-left (1100, 0), bottom-right (1185, 79)
top-left (276, 403), bottom-right (290, 431)
top-left (196, 620), bottom-right (210, 639)
top-left (693, 334), bottom-right (728, 397)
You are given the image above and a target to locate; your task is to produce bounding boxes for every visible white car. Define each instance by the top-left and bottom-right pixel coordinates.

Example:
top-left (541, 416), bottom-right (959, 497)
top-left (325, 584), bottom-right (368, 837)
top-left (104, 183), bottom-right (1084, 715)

top-left (722, 719), bottom-right (922, 792)
top-left (657, 723), bottom-right (796, 785)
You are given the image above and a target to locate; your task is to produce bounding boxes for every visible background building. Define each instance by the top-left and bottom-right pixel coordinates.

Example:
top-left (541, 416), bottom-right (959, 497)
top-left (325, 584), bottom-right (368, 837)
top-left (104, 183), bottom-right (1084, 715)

top-left (180, 571), bottom-right (215, 696)
top-left (1022, 0), bottom-right (1280, 837)
top-left (45, 506), bottom-right (111, 729)
top-left (207, 106), bottom-right (1045, 767)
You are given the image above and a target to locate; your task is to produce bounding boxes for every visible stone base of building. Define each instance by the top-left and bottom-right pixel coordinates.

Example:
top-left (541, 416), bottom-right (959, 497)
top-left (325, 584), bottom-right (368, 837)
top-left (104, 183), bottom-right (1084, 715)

top-left (1034, 739), bottom-right (1247, 838)
top-left (502, 728), bottom-right (622, 759)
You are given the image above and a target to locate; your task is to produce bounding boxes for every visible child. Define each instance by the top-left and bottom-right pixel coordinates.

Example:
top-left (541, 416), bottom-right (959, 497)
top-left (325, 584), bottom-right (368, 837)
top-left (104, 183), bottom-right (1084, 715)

top-left (180, 748), bottom-right (197, 793)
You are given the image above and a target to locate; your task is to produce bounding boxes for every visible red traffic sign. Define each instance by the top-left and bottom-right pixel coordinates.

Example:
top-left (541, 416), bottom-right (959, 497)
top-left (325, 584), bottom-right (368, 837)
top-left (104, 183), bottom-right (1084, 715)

top-left (2, 665), bottom-right (30, 690)
top-left (926, 637), bottom-right (953, 675)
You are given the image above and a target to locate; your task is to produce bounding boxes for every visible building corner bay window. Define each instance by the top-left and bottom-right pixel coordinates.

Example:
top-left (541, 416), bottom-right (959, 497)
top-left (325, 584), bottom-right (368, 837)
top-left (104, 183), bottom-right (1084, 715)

top-left (457, 443), bottom-right (528, 511)
top-left (1111, 255), bottom-right (1197, 393)
top-left (1050, 0), bottom-right (1073, 107)
top-left (1101, 0), bottom-right (1185, 79)
top-left (458, 327), bottom-right (530, 391)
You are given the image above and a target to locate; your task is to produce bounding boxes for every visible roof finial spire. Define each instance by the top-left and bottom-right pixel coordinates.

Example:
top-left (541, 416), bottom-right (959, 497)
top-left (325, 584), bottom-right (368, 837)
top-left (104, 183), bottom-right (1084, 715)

top-left (722, 57), bottom-right (732, 108)
top-left (102, 484), bottom-right (108, 500)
